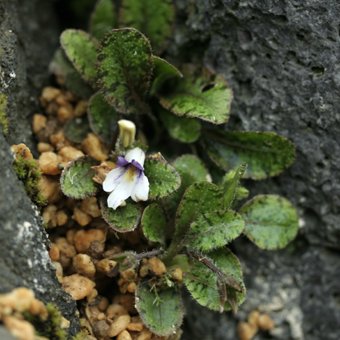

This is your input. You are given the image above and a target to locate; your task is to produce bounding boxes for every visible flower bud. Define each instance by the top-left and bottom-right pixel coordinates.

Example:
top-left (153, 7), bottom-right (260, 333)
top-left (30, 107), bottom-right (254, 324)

top-left (117, 120), bottom-right (136, 148)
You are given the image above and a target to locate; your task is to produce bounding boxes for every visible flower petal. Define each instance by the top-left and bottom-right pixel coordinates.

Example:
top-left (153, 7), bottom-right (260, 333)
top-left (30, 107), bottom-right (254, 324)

top-left (125, 147), bottom-right (145, 166)
top-left (131, 173), bottom-right (149, 202)
top-left (103, 167), bottom-right (125, 192)
top-left (116, 156), bottom-right (129, 167)
top-left (107, 171), bottom-right (138, 209)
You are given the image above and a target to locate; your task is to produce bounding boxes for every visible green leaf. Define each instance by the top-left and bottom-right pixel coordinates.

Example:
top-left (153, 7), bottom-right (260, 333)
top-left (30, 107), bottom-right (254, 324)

top-left (205, 130), bottom-right (296, 180)
top-left (173, 154), bottom-right (210, 189)
top-left (240, 194), bottom-right (299, 250)
top-left (161, 155), bottom-right (210, 221)
top-left (167, 254), bottom-right (190, 273)
top-left (64, 116), bottom-right (91, 144)
top-left (88, 92), bottom-right (118, 144)
top-left (151, 56), bottom-right (183, 95)
top-left (222, 164), bottom-right (247, 209)
top-left (49, 49), bottom-right (93, 98)
top-left (186, 210), bottom-right (245, 252)
top-left (89, 0), bottom-right (116, 40)
top-left (136, 284), bottom-right (184, 336)
top-left (159, 108), bottom-right (201, 143)
top-left (60, 157), bottom-right (97, 199)
top-left (174, 182), bottom-right (223, 244)
top-left (141, 203), bottom-right (167, 245)
top-left (144, 153), bottom-right (181, 200)
top-left (60, 29), bottom-right (98, 84)
top-left (159, 76), bottom-right (233, 124)
top-left (100, 198), bottom-right (142, 232)
top-left (97, 28), bottom-right (153, 114)
top-left (184, 248), bottom-right (245, 312)
top-left (119, 0), bottom-right (175, 52)
top-left (235, 186), bottom-right (250, 201)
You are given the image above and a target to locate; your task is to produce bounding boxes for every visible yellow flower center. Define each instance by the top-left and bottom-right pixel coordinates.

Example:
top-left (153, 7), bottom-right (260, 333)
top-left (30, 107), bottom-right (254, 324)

top-left (124, 166), bottom-right (138, 182)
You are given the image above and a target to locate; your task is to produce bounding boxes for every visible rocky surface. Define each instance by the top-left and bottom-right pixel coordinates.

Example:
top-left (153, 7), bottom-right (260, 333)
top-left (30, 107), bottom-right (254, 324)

top-left (0, 0), bottom-right (79, 336)
top-left (172, 1), bottom-right (340, 339)
top-left (0, 326), bottom-right (15, 340)
top-left (1, 0), bottom-right (340, 339)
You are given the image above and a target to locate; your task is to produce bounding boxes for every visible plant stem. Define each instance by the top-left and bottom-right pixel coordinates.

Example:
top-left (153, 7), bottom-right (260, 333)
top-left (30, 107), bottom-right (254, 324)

top-left (162, 240), bottom-right (183, 263)
top-left (135, 249), bottom-right (164, 260)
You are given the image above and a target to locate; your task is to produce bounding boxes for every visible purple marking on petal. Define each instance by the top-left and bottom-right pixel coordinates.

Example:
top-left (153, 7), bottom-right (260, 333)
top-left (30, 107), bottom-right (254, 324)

top-left (116, 156), bottom-right (130, 167)
top-left (131, 160), bottom-right (144, 171)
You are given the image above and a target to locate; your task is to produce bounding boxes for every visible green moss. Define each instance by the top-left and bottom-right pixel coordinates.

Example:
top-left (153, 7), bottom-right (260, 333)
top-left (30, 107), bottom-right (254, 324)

top-left (47, 303), bottom-right (69, 340)
top-left (13, 156), bottom-right (47, 206)
top-left (73, 330), bottom-right (90, 340)
top-left (24, 303), bottom-right (67, 340)
top-left (0, 93), bottom-right (9, 135)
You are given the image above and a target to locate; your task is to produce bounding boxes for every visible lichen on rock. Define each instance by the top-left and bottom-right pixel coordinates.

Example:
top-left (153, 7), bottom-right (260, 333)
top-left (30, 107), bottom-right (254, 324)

top-left (0, 93), bottom-right (9, 135)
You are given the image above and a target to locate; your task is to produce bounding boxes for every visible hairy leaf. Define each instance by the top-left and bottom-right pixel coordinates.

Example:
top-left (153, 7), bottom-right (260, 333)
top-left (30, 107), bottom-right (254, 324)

top-left (141, 203), bottom-right (167, 245)
top-left (136, 283), bottom-right (184, 336)
top-left (89, 0), bottom-right (116, 40)
top-left (222, 164), bottom-right (247, 208)
top-left (205, 130), bottom-right (296, 180)
top-left (159, 76), bottom-right (233, 124)
top-left (64, 116), bottom-right (91, 144)
top-left (60, 29), bottom-right (98, 84)
top-left (240, 195), bottom-right (299, 250)
top-left (119, 0), bottom-right (175, 52)
top-left (168, 254), bottom-right (191, 273)
top-left (184, 248), bottom-right (245, 312)
top-left (235, 187), bottom-right (250, 200)
top-left (174, 182), bottom-right (223, 245)
top-left (49, 49), bottom-right (93, 98)
top-left (151, 56), bottom-right (183, 95)
top-left (186, 210), bottom-right (245, 251)
top-left (159, 108), bottom-right (201, 143)
top-left (60, 157), bottom-right (97, 199)
top-left (173, 154), bottom-right (210, 189)
top-left (144, 153), bottom-right (181, 200)
top-left (162, 154), bottom-right (209, 214)
top-left (88, 92), bottom-right (118, 144)
top-left (97, 28), bottom-right (153, 114)
top-left (100, 198), bottom-right (142, 232)
top-left (162, 155), bottom-right (210, 219)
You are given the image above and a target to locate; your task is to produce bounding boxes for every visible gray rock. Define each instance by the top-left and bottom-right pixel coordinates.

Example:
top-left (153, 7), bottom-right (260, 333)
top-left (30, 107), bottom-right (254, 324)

top-left (1, 0), bottom-right (58, 147)
top-left (172, 0), bottom-right (340, 247)
top-left (172, 1), bottom-right (340, 339)
top-left (0, 0), bottom-right (79, 336)
top-left (183, 241), bottom-right (340, 340)
top-left (0, 326), bottom-right (16, 340)
top-left (1, 0), bottom-right (339, 339)
top-left (0, 134), bottom-right (79, 335)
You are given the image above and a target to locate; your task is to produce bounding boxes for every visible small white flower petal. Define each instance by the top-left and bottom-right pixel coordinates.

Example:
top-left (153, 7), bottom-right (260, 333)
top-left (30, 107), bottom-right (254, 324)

top-left (107, 171), bottom-right (138, 209)
top-left (107, 190), bottom-right (124, 210)
top-left (125, 147), bottom-right (145, 166)
top-left (103, 167), bottom-right (125, 192)
top-left (131, 173), bottom-right (149, 202)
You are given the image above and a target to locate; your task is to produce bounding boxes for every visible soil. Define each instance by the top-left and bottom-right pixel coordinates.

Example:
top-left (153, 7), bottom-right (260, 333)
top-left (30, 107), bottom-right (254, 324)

top-left (0, 0), bottom-right (339, 339)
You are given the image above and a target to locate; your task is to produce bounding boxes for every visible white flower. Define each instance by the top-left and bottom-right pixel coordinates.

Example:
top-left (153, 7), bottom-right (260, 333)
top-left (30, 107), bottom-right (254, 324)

top-left (103, 147), bottom-right (149, 210)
